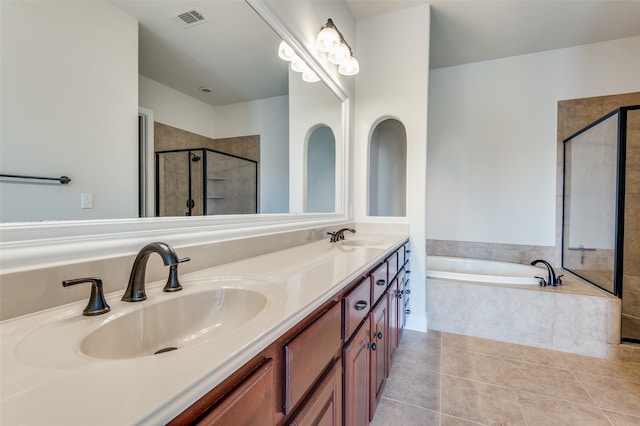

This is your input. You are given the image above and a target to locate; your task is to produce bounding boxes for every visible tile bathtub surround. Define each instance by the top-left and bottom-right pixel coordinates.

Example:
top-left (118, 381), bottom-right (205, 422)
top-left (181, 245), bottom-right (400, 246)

top-left (371, 330), bottom-right (640, 426)
top-left (426, 273), bottom-right (621, 359)
top-left (426, 239), bottom-right (554, 265)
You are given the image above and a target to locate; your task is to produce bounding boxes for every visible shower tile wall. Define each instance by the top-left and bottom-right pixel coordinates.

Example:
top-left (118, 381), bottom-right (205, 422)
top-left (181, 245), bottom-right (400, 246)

top-left (557, 92), bottom-right (640, 342)
top-left (426, 239), bottom-right (554, 265)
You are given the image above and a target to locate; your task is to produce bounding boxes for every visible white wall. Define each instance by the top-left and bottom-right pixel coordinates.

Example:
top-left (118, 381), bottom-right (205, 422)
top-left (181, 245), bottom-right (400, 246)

top-left (0, 1), bottom-right (138, 222)
top-left (289, 69), bottom-right (344, 213)
top-left (355, 5), bottom-right (430, 331)
top-left (427, 36), bottom-right (640, 246)
top-left (139, 76), bottom-right (290, 214)
top-left (307, 126), bottom-right (336, 213)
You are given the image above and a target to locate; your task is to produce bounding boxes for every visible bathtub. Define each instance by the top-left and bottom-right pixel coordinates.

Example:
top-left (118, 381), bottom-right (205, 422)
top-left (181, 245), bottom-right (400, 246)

top-left (427, 255), bottom-right (547, 285)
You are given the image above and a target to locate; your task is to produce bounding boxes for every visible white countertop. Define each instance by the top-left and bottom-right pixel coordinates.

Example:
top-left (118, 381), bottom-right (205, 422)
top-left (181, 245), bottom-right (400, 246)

top-left (0, 233), bottom-right (407, 425)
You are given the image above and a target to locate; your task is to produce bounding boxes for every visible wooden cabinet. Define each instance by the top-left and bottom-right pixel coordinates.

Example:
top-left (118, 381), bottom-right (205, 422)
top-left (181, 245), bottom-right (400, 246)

top-left (283, 302), bottom-right (342, 414)
top-left (172, 239), bottom-right (410, 426)
top-left (369, 298), bottom-right (388, 420)
top-left (343, 317), bottom-right (371, 426)
top-left (195, 359), bottom-right (274, 425)
top-left (286, 359), bottom-right (342, 426)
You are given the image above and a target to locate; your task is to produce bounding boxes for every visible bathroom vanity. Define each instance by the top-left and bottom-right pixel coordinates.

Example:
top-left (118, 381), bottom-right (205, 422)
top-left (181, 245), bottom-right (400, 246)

top-left (0, 233), bottom-right (409, 425)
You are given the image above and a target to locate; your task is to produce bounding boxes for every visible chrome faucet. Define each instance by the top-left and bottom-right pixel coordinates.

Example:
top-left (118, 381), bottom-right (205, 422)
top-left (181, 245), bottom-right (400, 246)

top-left (531, 259), bottom-right (563, 287)
top-left (122, 242), bottom-right (190, 302)
top-left (328, 227), bottom-right (356, 243)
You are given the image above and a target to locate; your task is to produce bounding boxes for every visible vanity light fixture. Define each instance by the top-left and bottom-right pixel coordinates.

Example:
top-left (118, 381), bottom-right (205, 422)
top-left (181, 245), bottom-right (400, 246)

top-left (277, 40), bottom-right (320, 83)
top-left (316, 18), bottom-right (359, 76)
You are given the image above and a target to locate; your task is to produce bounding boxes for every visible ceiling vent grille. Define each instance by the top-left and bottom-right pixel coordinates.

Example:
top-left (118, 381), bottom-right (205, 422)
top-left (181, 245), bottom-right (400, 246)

top-left (171, 9), bottom-right (207, 28)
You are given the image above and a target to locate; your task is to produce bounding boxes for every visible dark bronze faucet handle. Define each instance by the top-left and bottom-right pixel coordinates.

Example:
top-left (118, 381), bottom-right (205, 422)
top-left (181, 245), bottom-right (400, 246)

top-left (62, 277), bottom-right (111, 316)
top-left (164, 257), bottom-right (190, 292)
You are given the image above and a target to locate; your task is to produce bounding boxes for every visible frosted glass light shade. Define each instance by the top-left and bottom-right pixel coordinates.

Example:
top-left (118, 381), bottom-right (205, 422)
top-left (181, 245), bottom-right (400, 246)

top-left (302, 69), bottom-right (320, 82)
top-left (278, 41), bottom-right (295, 61)
top-left (338, 56), bottom-right (359, 76)
top-left (291, 56), bottom-right (306, 73)
top-left (316, 26), bottom-right (340, 52)
top-left (327, 42), bottom-right (350, 65)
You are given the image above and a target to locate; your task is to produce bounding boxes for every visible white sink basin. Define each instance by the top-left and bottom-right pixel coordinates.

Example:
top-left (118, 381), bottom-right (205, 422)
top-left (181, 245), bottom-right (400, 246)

top-left (15, 280), bottom-right (274, 368)
top-left (341, 238), bottom-right (385, 247)
top-left (80, 287), bottom-right (267, 360)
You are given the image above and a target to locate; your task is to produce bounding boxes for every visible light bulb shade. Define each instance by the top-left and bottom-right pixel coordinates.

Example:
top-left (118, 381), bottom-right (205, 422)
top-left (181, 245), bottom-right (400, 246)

top-left (291, 56), bottom-right (306, 73)
top-left (278, 41), bottom-right (295, 61)
top-left (327, 42), bottom-right (350, 65)
top-left (316, 26), bottom-right (340, 53)
top-left (338, 56), bottom-right (359, 76)
top-left (302, 69), bottom-right (320, 82)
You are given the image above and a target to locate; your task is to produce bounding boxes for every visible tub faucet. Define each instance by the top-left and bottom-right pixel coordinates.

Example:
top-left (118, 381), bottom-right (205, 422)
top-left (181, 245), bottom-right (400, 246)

top-left (531, 259), bottom-right (563, 287)
top-left (328, 228), bottom-right (356, 243)
top-left (122, 242), bottom-right (190, 302)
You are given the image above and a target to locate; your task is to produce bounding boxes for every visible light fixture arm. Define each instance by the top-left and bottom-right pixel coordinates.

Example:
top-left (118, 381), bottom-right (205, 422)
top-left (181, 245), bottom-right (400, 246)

top-left (322, 19), bottom-right (354, 56)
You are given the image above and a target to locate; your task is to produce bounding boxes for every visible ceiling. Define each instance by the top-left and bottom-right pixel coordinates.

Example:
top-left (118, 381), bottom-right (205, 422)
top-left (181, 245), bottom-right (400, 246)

top-left (110, 1), bottom-right (640, 107)
top-left (346, 0), bottom-right (640, 69)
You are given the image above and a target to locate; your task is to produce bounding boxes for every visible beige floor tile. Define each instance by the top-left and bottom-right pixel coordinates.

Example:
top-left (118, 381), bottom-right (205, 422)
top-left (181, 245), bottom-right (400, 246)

top-left (517, 391), bottom-right (610, 425)
top-left (442, 347), bottom-right (513, 387)
top-left (394, 332), bottom-right (442, 372)
top-left (441, 375), bottom-right (526, 425)
top-left (442, 332), bottom-right (504, 357)
top-left (370, 397), bottom-right (439, 426)
top-left (561, 352), bottom-right (640, 384)
top-left (603, 410), bottom-right (640, 426)
top-left (499, 343), bottom-right (569, 369)
top-left (507, 361), bottom-right (594, 405)
top-left (383, 362), bottom-right (440, 411)
top-left (440, 414), bottom-right (483, 425)
top-left (575, 372), bottom-right (640, 417)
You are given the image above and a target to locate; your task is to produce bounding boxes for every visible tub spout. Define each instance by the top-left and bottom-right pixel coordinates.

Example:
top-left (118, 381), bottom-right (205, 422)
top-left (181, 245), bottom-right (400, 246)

top-left (530, 259), bottom-right (563, 286)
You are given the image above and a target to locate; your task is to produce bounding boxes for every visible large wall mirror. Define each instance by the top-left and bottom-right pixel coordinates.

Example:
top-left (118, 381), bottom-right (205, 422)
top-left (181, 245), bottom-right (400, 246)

top-left (0, 0), bottom-right (344, 223)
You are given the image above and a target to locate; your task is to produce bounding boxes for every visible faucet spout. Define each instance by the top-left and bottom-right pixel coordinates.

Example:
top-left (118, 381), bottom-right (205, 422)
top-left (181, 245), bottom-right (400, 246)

top-left (122, 242), bottom-right (189, 302)
top-left (329, 227), bottom-right (356, 243)
top-left (530, 259), bottom-right (561, 287)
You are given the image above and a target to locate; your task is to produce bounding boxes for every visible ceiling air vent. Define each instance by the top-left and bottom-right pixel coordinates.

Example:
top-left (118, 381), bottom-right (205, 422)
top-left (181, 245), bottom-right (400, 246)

top-left (171, 9), bottom-right (207, 28)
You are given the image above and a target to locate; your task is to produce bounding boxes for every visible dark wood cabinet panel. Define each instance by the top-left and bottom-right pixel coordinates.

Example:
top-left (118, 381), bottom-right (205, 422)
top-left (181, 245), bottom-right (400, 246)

top-left (286, 359), bottom-right (342, 426)
top-left (369, 299), bottom-right (388, 421)
top-left (388, 278), bottom-right (399, 362)
top-left (343, 317), bottom-right (371, 426)
top-left (196, 359), bottom-right (274, 425)
top-left (371, 262), bottom-right (388, 306)
top-left (284, 302), bottom-right (342, 414)
top-left (343, 277), bottom-right (371, 342)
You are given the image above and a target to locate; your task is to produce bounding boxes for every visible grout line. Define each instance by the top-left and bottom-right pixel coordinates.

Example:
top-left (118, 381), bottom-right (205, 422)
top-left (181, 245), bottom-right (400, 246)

top-left (565, 369), bottom-right (614, 425)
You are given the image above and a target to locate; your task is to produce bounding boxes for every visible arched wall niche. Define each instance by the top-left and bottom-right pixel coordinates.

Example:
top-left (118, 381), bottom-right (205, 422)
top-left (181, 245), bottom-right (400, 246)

top-left (368, 117), bottom-right (407, 217)
top-left (306, 124), bottom-right (336, 213)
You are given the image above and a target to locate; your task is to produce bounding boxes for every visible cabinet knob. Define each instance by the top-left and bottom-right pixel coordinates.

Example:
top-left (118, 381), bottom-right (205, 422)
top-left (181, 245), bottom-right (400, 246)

top-left (397, 292), bottom-right (403, 299)
top-left (405, 309), bottom-right (411, 315)
top-left (376, 279), bottom-right (386, 287)
top-left (62, 277), bottom-right (110, 316)
top-left (354, 300), bottom-right (368, 311)
top-left (375, 331), bottom-right (383, 339)
top-left (405, 289), bottom-right (411, 295)
top-left (406, 249), bottom-right (411, 254)
top-left (368, 342), bottom-right (377, 351)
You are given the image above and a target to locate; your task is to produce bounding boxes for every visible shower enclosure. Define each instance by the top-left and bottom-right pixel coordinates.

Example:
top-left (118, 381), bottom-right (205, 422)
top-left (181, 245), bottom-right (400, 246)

top-left (562, 105), bottom-right (640, 343)
top-left (156, 148), bottom-right (257, 216)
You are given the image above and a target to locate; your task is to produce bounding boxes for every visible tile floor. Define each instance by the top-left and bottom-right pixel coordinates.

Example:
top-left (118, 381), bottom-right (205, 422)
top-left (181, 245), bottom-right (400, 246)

top-left (371, 330), bottom-right (640, 425)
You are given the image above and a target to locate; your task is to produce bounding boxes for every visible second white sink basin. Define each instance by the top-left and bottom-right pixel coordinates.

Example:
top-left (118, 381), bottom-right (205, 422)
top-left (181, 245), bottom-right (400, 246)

top-left (80, 287), bottom-right (267, 360)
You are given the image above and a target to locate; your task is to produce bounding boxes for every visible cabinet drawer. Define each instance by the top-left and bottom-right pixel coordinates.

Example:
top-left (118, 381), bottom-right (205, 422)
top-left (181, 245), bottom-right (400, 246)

top-left (197, 359), bottom-right (274, 425)
top-left (371, 262), bottom-right (388, 305)
top-left (343, 277), bottom-right (371, 342)
top-left (284, 302), bottom-right (341, 414)
top-left (386, 252), bottom-right (398, 282)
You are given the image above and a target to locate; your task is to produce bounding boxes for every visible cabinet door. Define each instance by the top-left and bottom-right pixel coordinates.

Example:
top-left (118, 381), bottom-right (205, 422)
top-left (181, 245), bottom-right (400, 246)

top-left (388, 278), bottom-right (399, 361)
top-left (343, 317), bottom-right (370, 426)
top-left (369, 299), bottom-right (388, 421)
top-left (196, 359), bottom-right (274, 425)
top-left (287, 359), bottom-right (342, 426)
